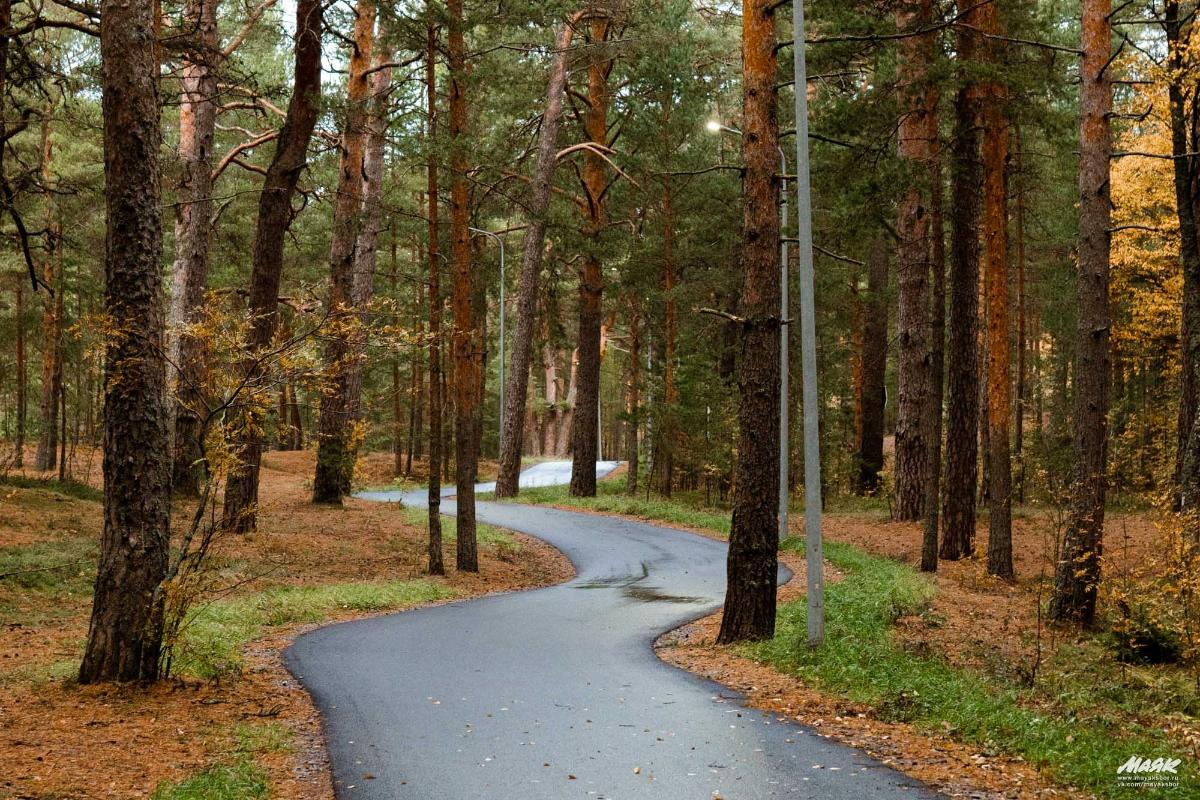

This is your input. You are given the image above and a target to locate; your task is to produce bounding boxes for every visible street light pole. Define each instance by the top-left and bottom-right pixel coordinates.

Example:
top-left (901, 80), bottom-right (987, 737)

top-left (791, 0), bottom-right (824, 647)
top-left (705, 120), bottom-right (791, 545)
top-left (469, 227), bottom-right (506, 455)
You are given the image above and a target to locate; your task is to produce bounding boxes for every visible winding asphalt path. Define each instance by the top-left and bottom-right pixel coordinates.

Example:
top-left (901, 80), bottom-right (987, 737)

top-left (286, 463), bottom-right (935, 799)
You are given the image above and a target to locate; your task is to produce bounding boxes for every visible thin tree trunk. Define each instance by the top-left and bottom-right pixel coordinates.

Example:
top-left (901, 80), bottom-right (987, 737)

top-left (36, 112), bottom-right (61, 473)
top-left (313, 0), bottom-right (375, 505)
top-left (1168, 0), bottom-right (1200, 502)
top-left (892, 0), bottom-right (935, 520)
top-left (168, 0), bottom-right (219, 496)
top-left (13, 272), bottom-right (24, 467)
top-left (980, 1), bottom-right (1013, 580)
top-left (1014, 123), bottom-right (1028, 505)
top-left (569, 16), bottom-right (613, 498)
top-left (717, 0), bottom-right (780, 644)
top-left (425, 18), bottom-right (445, 576)
top-left (221, 0), bottom-right (322, 532)
top-left (79, 0), bottom-right (170, 683)
top-left (660, 136), bottom-right (678, 496)
top-left (854, 236), bottom-right (888, 495)
top-left (495, 20), bottom-right (576, 497)
top-left (922, 132), bottom-right (946, 572)
top-left (448, 0), bottom-right (478, 572)
top-left (1050, 0), bottom-right (1112, 625)
top-left (941, 0), bottom-right (983, 560)
top-left (626, 308), bottom-right (641, 495)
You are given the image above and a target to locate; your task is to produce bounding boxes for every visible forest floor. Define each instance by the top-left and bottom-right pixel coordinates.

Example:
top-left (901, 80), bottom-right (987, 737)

top-left (507, 479), bottom-right (1198, 799)
top-left (0, 449), bottom-right (570, 800)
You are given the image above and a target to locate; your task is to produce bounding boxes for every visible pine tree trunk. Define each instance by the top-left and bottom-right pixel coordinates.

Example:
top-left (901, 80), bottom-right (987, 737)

top-left (892, 0), bottom-right (935, 521)
top-left (495, 21), bottom-right (575, 497)
top-left (626, 309), bottom-right (641, 495)
top-left (425, 18), bottom-right (445, 576)
top-left (854, 236), bottom-right (888, 495)
top-left (1050, 0), bottom-right (1112, 625)
top-left (922, 134), bottom-right (946, 573)
top-left (1014, 123), bottom-right (1028, 505)
top-left (168, 0), bottom-right (218, 496)
top-left (941, 0), bottom-right (983, 560)
top-left (980, 2), bottom-right (1013, 580)
top-left (36, 112), bottom-right (61, 473)
top-left (1168, 0), bottom-right (1200, 503)
top-left (447, 0), bottom-right (479, 572)
top-left (13, 273), bottom-right (24, 468)
top-left (313, 0), bottom-right (375, 505)
top-left (717, 0), bottom-right (780, 645)
top-left (221, 0), bottom-right (322, 532)
top-left (660, 151), bottom-right (678, 496)
top-left (569, 17), bottom-right (613, 498)
top-left (79, 0), bottom-right (170, 683)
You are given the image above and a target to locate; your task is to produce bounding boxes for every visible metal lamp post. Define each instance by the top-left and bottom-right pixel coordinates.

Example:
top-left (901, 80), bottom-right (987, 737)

top-left (791, 0), bottom-right (824, 647)
top-left (469, 227), bottom-right (506, 454)
top-left (705, 121), bottom-right (791, 544)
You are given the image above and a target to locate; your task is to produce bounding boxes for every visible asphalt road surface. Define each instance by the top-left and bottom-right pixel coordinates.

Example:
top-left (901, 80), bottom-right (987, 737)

top-left (286, 463), bottom-right (935, 799)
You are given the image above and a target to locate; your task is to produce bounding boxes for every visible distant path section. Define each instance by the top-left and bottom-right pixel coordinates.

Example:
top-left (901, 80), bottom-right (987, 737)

top-left (287, 462), bottom-right (934, 799)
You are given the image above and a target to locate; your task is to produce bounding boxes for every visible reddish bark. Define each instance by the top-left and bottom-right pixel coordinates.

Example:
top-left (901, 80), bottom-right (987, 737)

top-left (221, 0), bottom-right (322, 532)
top-left (495, 20), bottom-right (577, 498)
top-left (1050, 0), bottom-right (1112, 625)
top-left (80, 0), bottom-right (171, 683)
top-left (717, 0), bottom-right (781, 645)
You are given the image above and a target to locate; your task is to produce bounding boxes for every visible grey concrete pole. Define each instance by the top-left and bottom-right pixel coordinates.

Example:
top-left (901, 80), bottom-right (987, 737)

top-left (791, 0), bottom-right (824, 647)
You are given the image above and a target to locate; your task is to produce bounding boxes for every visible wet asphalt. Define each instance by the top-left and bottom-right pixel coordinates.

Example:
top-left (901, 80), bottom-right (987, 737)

top-left (285, 464), bottom-right (936, 799)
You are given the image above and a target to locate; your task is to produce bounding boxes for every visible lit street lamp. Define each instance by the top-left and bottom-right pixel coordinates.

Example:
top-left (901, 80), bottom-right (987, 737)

top-left (470, 227), bottom-right (506, 454)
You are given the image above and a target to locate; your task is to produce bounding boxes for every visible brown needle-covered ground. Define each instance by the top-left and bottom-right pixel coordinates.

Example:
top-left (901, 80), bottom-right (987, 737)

top-left (0, 449), bottom-right (571, 800)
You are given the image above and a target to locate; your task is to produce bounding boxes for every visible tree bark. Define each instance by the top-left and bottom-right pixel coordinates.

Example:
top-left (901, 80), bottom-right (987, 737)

top-left (167, 0), bottom-right (219, 496)
top-left (569, 16), bottom-right (613, 498)
top-left (495, 21), bottom-right (576, 498)
top-left (1014, 123), bottom-right (1028, 505)
top-left (717, 0), bottom-right (780, 644)
top-left (1050, 0), bottom-right (1112, 625)
top-left (425, 17), bottom-right (445, 576)
top-left (626, 308), bottom-right (641, 495)
top-left (36, 111), bottom-right (61, 473)
top-left (313, 0), bottom-right (375, 505)
top-left (220, 0), bottom-right (322, 532)
top-left (941, 0), bottom-right (983, 560)
top-left (854, 236), bottom-right (887, 495)
top-left (922, 132), bottom-right (946, 573)
top-left (980, 0), bottom-right (1013, 581)
top-left (13, 272), bottom-right (24, 467)
top-left (79, 0), bottom-right (170, 683)
top-left (1168, 1), bottom-right (1200, 504)
top-left (447, 0), bottom-right (479, 572)
top-left (892, 0), bottom-right (935, 521)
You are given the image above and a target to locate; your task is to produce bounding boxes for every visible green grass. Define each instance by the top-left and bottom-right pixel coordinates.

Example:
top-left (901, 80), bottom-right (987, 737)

top-left (0, 474), bottom-right (103, 503)
top-left (151, 760), bottom-right (268, 800)
top-left (756, 540), bottom-right (1193, 798)
top-left (398, 504), bottom-right (523, 556)
top-left (491, 479), bottom-right (734, 536)
top-left (0, 537), bottom-right (98, 626)
top-left (151, 722), bottom-right (288, 800)
top-left (172, 578), bottom-right (456, 678)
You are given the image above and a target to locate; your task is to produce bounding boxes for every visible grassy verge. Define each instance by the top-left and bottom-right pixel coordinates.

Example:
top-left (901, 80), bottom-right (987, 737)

top-left (490, 479), bottom-right (734, 536)
top-left (0, 473), bottom-right (103, 502)
top-left (151, 722), bottom-right (290, 800)
top-left (173, 578), bottom-right (456, 678)
top-left (757, 539), bottom-right (1191, 798)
